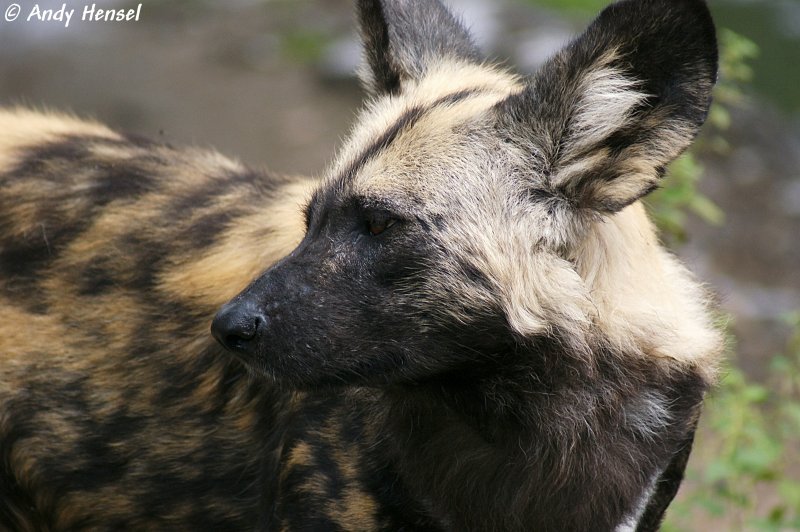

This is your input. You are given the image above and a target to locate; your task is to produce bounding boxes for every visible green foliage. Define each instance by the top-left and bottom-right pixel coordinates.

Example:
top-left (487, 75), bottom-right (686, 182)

top-left (281, 31), bottom-right (330, 65)
top-left (646, 152), bottom-right (724, 244)
top-left (644, 29), bottom-right (800, 532)
top-left (646, 29), bottom-right (757, 244)
top-left (664, 314), bottom-right (800, 531)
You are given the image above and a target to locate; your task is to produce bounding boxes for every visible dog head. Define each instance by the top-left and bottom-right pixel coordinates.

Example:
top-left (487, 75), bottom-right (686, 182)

top-left (212, 0), bottom-right (718, 387)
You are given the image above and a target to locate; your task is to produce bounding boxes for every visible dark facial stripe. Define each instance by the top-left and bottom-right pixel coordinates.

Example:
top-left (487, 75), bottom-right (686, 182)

top-left (340, 106), bottom-right (426, 185)
top-left (337, 89), bottom-right (482, 186)
top-left (303, 89), bottom-right (483, 228)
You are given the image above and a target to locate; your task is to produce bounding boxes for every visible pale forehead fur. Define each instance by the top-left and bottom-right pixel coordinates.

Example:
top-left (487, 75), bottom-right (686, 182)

top-left (329, 60), bottom-right (521, 192)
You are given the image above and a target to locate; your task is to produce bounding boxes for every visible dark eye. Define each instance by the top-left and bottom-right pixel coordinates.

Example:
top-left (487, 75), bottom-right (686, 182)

top-left (367, 214), bottom-right (397, 236)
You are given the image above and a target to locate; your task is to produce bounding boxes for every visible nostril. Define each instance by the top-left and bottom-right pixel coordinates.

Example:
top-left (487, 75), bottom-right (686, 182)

top-left (210, 302), bottom-right (267, 353)
top-left (223, 316), bottom-right (262, 346)
top-left (230, 317), bottom-right (258, 341)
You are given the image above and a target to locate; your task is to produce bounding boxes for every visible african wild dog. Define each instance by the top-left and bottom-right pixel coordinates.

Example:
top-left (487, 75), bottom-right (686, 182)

top-left (0, 0), bottom-right (722, 530)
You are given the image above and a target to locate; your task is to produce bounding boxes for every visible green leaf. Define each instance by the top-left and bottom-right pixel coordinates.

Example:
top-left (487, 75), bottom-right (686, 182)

top-left (781, 403), bottom-right (800, 431)
top-left (778, 480), bottom-right (800, 508)
top-left (741, 384), bottom-right (769, 404)
top-left (709, 105), bottom-right (732, 130)
top-left (690, 195), bottom-right (725, 225)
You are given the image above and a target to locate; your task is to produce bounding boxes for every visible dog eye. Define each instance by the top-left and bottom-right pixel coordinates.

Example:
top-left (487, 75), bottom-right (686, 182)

top-left (367, 215), bottom-right (397, 236)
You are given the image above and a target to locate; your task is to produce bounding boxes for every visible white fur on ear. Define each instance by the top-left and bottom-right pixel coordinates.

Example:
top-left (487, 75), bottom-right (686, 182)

top-left (498, 0), bottom-right (718, 213)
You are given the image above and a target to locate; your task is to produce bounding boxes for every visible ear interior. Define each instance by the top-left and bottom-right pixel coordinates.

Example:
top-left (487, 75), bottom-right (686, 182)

top-left (498, 0), bottom-right (718, 213)
top-left (356, 0), bottom-right (482, 95)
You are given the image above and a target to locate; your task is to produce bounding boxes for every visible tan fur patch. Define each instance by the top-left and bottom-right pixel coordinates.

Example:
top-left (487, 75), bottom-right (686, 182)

top-left (160, 177), bottom-right (314, 309)
top-left (0, 107), bottom-right (119, 172)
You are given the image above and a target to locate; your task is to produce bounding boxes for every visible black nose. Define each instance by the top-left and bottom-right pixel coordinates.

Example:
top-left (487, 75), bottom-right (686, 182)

top-left (210, 300), bottom-right (267, 353)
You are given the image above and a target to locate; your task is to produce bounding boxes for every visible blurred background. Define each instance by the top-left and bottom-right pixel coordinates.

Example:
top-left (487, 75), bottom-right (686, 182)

top-left (1, 0), bottom-right (798, 528)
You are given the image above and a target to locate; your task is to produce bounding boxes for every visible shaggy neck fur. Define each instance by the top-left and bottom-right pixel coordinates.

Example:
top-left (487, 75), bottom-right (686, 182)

top-left (373, 328), bottom-right (707, 532)
top-left (572, 203), bottom-right (722, 383)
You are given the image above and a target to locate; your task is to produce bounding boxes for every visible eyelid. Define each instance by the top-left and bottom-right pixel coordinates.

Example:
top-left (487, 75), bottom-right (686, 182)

top-left (355, 196), bottom-right (409, 222)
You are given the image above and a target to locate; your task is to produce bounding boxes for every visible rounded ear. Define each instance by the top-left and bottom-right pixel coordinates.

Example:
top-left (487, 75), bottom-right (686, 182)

top-left (497, 0), bottom-right (718, 213)
top-left (356, 0), bottom-right (483, 96)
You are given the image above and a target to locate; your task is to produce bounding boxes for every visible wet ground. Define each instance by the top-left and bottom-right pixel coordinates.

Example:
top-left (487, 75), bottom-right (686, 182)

top-left (0, 0), bottom-right (797, 375)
